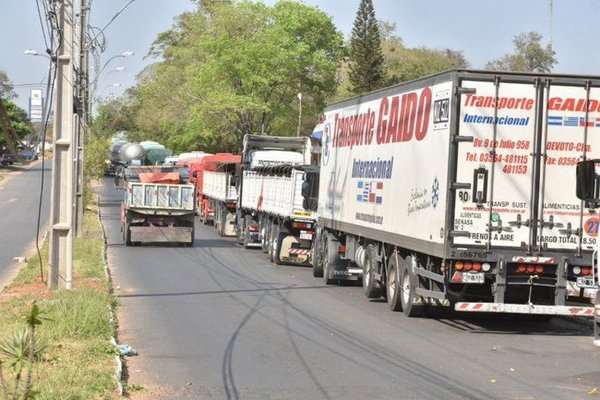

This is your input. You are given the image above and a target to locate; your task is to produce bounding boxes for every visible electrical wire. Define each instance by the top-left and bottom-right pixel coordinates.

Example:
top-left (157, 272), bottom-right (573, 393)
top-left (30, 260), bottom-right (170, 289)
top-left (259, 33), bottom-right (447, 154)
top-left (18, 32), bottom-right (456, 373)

top-left (86, 0), bottom-right (136, 50)
top-left (35, 0), bottom-right (50, 50)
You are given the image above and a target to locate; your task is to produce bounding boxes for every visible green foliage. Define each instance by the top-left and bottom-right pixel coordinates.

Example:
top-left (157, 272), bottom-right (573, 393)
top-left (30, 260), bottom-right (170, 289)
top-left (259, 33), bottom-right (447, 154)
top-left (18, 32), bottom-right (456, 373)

top-left (0, 206), bottom-right (117, 399)
top-left (82, 134), bottom-right (110, 208)
top-left (0, 100), bottom-right (31, 149)
top-left (83, 134), bottom-right (109, 181)
top-left (335, 21), bottom-right (468, 98)
top-left (100, 0), bottom-right (344, 153)
top-left (0, 70), bottom-right (16, 100)
top-left (0, 303), bottom-right (47, 400)
top-left (485, 31), bottom-right (556, 73)
top-left (348, 0), bottom-right (386, 94)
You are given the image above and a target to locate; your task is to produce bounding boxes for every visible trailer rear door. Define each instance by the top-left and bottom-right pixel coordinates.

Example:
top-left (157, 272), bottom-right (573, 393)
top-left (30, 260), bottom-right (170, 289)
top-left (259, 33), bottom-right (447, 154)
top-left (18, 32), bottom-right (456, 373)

top-left (453, 78), bottom-right (539, 249)
top-left (536, 83), bottom-right (600, 251)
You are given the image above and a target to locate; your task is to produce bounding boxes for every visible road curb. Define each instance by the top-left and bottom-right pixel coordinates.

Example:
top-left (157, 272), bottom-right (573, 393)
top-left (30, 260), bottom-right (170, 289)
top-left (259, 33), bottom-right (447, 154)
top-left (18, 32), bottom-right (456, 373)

top-left (97, 193), bottom-right (124, 397)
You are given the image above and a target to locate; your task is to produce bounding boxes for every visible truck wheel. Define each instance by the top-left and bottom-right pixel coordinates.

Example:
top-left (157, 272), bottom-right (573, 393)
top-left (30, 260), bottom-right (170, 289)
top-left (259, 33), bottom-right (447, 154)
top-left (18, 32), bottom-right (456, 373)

top-left (124, 222), bottom-right (132, 246)
top-left (186, 227), bottom-right (195, 247)
top-left (272, 231), bottom-right (286, 266)
top-left (261, 219), bottom-right (269, 253)
top-left (386, 253), bottom-right (403, 312)
top-left (312, 230), bottom-right (323, 277)
top-left (399, 257), bottom-right (424, 317)
top-left (363, 244), bottom-right (382, 299)
top-left (323, 234), bottom-right (339, 285)
top-left (268, 224), bottom-right (279, 263)
top-left (236, 216), bottom-right (245, 245)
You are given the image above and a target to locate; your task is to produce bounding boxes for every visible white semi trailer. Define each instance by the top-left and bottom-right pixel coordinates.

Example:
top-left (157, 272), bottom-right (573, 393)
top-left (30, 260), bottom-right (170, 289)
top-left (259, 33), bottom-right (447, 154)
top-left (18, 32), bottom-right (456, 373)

top-left (313, 69), bottom-right (599, 318)
top-left (237, 135), bottom-right (317, 265)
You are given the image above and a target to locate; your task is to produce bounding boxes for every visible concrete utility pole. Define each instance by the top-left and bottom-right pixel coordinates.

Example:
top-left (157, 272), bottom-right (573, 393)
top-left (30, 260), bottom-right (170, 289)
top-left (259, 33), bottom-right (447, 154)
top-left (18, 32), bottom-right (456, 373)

top-left (74, 0), bottom-right (88, 237)
top-left (49, 0), bottom-right (75, 290)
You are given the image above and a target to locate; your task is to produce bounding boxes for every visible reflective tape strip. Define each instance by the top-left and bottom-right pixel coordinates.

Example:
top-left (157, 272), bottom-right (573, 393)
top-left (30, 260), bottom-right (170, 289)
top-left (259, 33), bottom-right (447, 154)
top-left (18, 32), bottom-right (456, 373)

top-left (511, 256), bottom-right (555, 264)
top-left (289, 249), bottom-right (310, 255)
top-left (455, 302), bottom-right (595, 317)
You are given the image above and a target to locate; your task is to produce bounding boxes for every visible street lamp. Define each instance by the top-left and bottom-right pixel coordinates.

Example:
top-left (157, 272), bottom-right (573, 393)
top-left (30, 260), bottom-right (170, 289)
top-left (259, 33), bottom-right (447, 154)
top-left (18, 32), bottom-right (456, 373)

top-left (104, 66), bottom-right (125, 80)
top-left (92, 51), bottom-right (134, 88)
top-left (99, 83), bottom-right (121, 97)
top-left (24, 49), bottom-right (51, 60)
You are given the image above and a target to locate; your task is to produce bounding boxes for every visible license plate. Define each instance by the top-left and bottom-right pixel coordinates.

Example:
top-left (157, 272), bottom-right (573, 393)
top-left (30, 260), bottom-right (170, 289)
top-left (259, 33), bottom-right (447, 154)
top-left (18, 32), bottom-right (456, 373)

top-left (576, 276), bottom-right (596, 289)
top-left (299, 231), bottom-right (313, 240)
top-left (462, 272), bottom-right (484, 284)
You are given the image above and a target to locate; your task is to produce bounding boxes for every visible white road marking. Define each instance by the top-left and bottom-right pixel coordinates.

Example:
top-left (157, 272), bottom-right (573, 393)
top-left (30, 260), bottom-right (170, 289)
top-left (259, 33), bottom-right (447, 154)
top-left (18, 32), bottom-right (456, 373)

top-left (8, 198), bottom-right (17, 203)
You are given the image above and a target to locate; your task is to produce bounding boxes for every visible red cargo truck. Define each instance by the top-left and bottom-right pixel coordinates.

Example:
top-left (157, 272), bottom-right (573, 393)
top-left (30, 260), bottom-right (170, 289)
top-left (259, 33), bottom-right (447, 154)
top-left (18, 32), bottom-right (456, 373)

top-left (189, 154), bottom-right (241, 233)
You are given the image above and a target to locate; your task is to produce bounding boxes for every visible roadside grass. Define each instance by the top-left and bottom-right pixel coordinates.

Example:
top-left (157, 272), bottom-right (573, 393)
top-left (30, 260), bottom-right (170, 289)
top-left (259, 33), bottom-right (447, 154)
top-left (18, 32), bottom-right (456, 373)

top-left (0, 196), bottom-right (118, 399)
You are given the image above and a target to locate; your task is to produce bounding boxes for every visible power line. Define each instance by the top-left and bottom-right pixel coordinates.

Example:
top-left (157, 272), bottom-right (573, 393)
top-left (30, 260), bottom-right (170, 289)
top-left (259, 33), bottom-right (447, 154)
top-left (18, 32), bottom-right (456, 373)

top-left (86, 0), bottom-right (137, 51)
top-left (35, 0), bottom-right (50, 49)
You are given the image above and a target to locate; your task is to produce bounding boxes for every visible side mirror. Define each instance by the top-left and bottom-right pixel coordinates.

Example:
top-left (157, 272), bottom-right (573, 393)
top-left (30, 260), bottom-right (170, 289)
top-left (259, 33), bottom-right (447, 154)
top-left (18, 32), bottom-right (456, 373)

top-left (576, 160), bottom-right (600, 203)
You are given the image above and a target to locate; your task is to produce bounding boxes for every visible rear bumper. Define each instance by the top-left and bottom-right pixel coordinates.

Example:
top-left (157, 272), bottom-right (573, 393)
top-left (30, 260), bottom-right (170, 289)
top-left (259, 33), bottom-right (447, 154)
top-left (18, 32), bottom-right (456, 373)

top-left (455, 302), bottom-right (595, 317)
top-left (130, 226), bottom-right (193, 243)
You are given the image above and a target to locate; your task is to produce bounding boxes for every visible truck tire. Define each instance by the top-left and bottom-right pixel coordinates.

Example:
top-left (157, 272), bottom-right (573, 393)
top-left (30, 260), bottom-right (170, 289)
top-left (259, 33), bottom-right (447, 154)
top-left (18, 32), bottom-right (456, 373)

top-left (311, 229), bottom-right (323, 278)
top-left (386, 252), bottom-right (403, 312)
top-left (236, 215), bottom-right (245, 245)
top-left (243, 216), bottom-right (254, 249)
top-left (124, 221), bottom-right (132, 246)
top-left (399, 256), bottom-right (424, 317)
top-left (186, 226), bottom-right (195, 247)
top-left (268, 223), bottom-right (279, 263)
top-left (323, 234), bottom-right (339, 285)
top-left (272, 231), bottom-right (287, 266)
top-left (261, 218), bottom-right (269, 253)
top-left (217, 211), bottom-right (226, 237)
top-left (363, 244), bottom-right (383, 299)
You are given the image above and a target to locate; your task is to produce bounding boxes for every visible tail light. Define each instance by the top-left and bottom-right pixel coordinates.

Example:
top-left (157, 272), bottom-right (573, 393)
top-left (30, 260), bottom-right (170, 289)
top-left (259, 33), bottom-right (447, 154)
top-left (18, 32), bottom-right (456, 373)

top-left (248, 225), bottom-right (258, 232)
top-left (454, 260), bottom-right (489, 273)
top-left (292, 222), bottom-right (312, 229)
top-left (535, 265), bottom-right (544, 274)
top-left (526, 265), bottom-right (535, 274)
top-left (517, 265), bottom-right (527, 273)
top-left (582, 267), bottom-right (592, 276)
top-left (572, 266), bottom-right (582, 275)
top-left (338, 245), bottom-right (346, 254)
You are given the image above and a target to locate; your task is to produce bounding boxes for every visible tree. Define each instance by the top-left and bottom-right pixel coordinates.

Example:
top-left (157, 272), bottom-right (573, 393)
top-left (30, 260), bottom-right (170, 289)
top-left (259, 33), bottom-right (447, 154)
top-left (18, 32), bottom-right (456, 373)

top-left (0, 70), bottom-right (16, 100)
top-left (334, 21), bottom-right (468, 99)
top-left (485, 31), bottom-right (556, 73)
top-left (348, 0), bottom-right (386, 94)
top-left (119, 0), bottom-right (344, 153)
top-left (0, 99), bottom-right (30, 148)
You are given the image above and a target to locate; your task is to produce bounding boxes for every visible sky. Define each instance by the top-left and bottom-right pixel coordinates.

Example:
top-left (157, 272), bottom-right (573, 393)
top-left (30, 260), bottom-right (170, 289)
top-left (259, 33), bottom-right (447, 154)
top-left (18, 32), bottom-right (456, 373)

top-left (1, 0), bottom-right (599, 113)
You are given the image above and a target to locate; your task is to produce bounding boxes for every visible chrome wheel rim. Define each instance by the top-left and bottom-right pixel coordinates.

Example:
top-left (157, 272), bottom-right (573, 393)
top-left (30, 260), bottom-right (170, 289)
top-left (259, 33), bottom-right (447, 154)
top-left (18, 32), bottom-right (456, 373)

top-left (388, 266), bottom-right (396, 300)
top-left (401, 272), bottom-right (410, 305)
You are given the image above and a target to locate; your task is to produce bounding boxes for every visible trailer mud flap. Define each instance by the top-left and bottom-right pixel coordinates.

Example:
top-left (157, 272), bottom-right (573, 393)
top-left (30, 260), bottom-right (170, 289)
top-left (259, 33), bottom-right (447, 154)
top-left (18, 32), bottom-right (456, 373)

top-left (455, 302), bottom-right (595, 317)
top-left (130, 226), bottom-right (193, 243)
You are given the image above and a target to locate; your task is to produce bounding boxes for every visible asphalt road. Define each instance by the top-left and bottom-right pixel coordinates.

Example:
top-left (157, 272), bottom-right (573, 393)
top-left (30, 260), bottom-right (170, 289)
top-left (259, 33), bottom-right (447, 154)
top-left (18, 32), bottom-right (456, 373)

top-left (98, 179), bottom-right (600, 400)
top-left (0, 161), bottom-right (51, 285)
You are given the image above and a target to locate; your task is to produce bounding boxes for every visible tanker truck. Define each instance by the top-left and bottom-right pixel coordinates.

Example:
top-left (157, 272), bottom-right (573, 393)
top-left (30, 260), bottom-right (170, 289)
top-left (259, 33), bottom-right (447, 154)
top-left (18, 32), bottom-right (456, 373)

top-left (108, 141), bottom-right (173, 175)
top-left (312, 69), bottom-right (598, 319)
